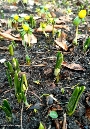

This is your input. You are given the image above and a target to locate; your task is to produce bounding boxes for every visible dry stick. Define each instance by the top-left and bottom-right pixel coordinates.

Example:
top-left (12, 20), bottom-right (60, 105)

top-left (21, 103), bottom-right (23, 129)
top-left (62, 113), bottom-right (67, 129)
top-left (29, 91), bottom-right (42, 102)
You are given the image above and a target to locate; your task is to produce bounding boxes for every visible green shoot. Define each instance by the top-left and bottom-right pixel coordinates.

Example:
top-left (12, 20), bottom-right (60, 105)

top-left (54, 51), bottom-right (63, 82)
top-left (12, 57), bottom-right (20, 72)
top-left (8, 44), bottom-right (14, 56)
top-left (38, 122), bottom-right (45, 129)
top-left (61, 88), bottom-right (65, 94)
top-left (14, 71), bottom-right (29, 106)
top-left (25, 54), bottom-right (31, 65)
top-left (6, 70), bottom-right (13, 88)
top-left (0, 99), bottom-right (12, 122)
top-left (83, 37), bottom-right (90, 52)
top-left (66, 86), bottom-right (86, 116)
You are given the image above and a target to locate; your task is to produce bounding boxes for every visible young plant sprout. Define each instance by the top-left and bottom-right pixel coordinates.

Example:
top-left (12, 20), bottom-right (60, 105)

top-left (8, 44), bottom-right (14, 56)
top-left (12, 57), bottom-right (20, 72)
top-left (29, 15), bottom-right (36, 28)
top-left (61, 88), bottom-right (65, 94)
top-left (25, 54), bottom-right (31, 65)
top-left (8, 40), bottom-right (16, 56)
top-left (0, 10), bottom-right (4, 19)
top-left (48, 17), bottom-right (56, 37)
top-left (66, 85), bottom-right (86, 116)
top-left (14, 71), bottom-right (29, 106)
top-left (0, 99), bottom-right (13, 122)
top-left (83, 36), bottom-right (90, 52)
top-left (38, 122), bottom-right (45, 129)
top-left (73, 10), bottom-right (86, 45)
top-left (54, 51), bottom-right (63, 83)
top-left (5, 61), bottom-right (14, 74)
top-left (5, 57), bottom-right (20, 88)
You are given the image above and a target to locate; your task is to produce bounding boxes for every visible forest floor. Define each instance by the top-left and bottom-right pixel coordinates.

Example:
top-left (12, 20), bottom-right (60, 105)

top-left (0, 0), bottom-right (90, 129)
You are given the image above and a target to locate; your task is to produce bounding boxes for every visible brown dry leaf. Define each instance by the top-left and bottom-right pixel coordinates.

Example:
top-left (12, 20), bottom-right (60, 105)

top-left (4, 29), bottom-right (12, 34)
top-left (55, 31), bottom-right (68, 51)
top-left (56, 19), bottom-right (65, 24)
top-left (35, 25), bottom-right (57, 32)
top-left (85, 107), bottom-right (90, 120)
top-left (55, 39), bottom-right (68, 51)
top-left (23, 33), bottom-right (37, 45)
top-left (35, 24), bottom-right (69, 33)
top-left (0, 31), bottom-right (21, 41)
top-left (59, 15), bottom-right (72, 22)
top-left (62, 62), bottom-right (86, 71)
top-left (54, 24), bottom-right (69, 31)
top-left (50, 11), bottom-right (56, 18)
top-left (0, 19), bottom-right (8, 25)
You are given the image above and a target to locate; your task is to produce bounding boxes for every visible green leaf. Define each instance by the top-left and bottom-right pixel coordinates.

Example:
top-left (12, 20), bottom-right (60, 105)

top-left (38, 122), bottom-right (44, 129)
top-left (48, 111), bottom-right (58, 119)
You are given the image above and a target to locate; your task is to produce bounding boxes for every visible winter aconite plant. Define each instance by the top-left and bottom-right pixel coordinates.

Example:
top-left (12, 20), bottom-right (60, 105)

top-left (66, 85), bottom-right (86, 116)
top-left (20, 23), bottom-right (33, 46)
top-left (73, 10), bottom-right (86, 45)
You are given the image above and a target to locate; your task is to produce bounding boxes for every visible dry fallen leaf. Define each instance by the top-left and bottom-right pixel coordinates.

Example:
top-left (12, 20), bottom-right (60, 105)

top-left (0, 31), bottom-right (21, 41)
top-left (55, 39), bottom-right (68, 51)
top-left (35, 25), bottom-right (57, 32)
top-left (55, 31), bottom-right (68, 51)
top-left (35, 24), bottom-right (69, 33)
top-left (55, 19), bottom-right (65, 24)
top-left (22, 33), bottom-right (37, 45)
top-left (62, 62), bottom-right (86, 71)
top-left (85, 107), bottom-right (90, 120)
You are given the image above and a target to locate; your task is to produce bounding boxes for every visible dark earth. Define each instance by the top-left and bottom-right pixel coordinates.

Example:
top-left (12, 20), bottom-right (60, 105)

top-left (0, 0), bottom-right (90, 129)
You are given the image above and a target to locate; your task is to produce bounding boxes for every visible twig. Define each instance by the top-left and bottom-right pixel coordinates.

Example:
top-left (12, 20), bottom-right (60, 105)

top-left (62, 113), bottom-right (67, 129)
top-left (21, 103), bottom-right (23, 129)
top-left (28, 91), bottom-right (42, 102)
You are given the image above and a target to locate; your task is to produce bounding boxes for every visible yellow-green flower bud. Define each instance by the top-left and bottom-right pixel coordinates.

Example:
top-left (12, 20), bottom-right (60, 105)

top-left (13, 14), bottom-right (19, 21)
top-left (78, 10), bottom-right (86, 19)
top-left (22, 24), bottom-right (29, 32)
top-left (24, 15), bottom-right (30, 20)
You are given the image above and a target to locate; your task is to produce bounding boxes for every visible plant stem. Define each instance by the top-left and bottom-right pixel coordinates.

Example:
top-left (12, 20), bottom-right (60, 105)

top-left (75, 25), bottom-right (78, 45)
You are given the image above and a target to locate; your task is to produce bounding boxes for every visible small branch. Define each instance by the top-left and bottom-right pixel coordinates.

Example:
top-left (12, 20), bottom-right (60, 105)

top-left (62, 113), bottom-right (67, 129)
top-left (29, 91), bottom-right (42, 102)
top-left (21, 103), bottom-right (23, 129)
